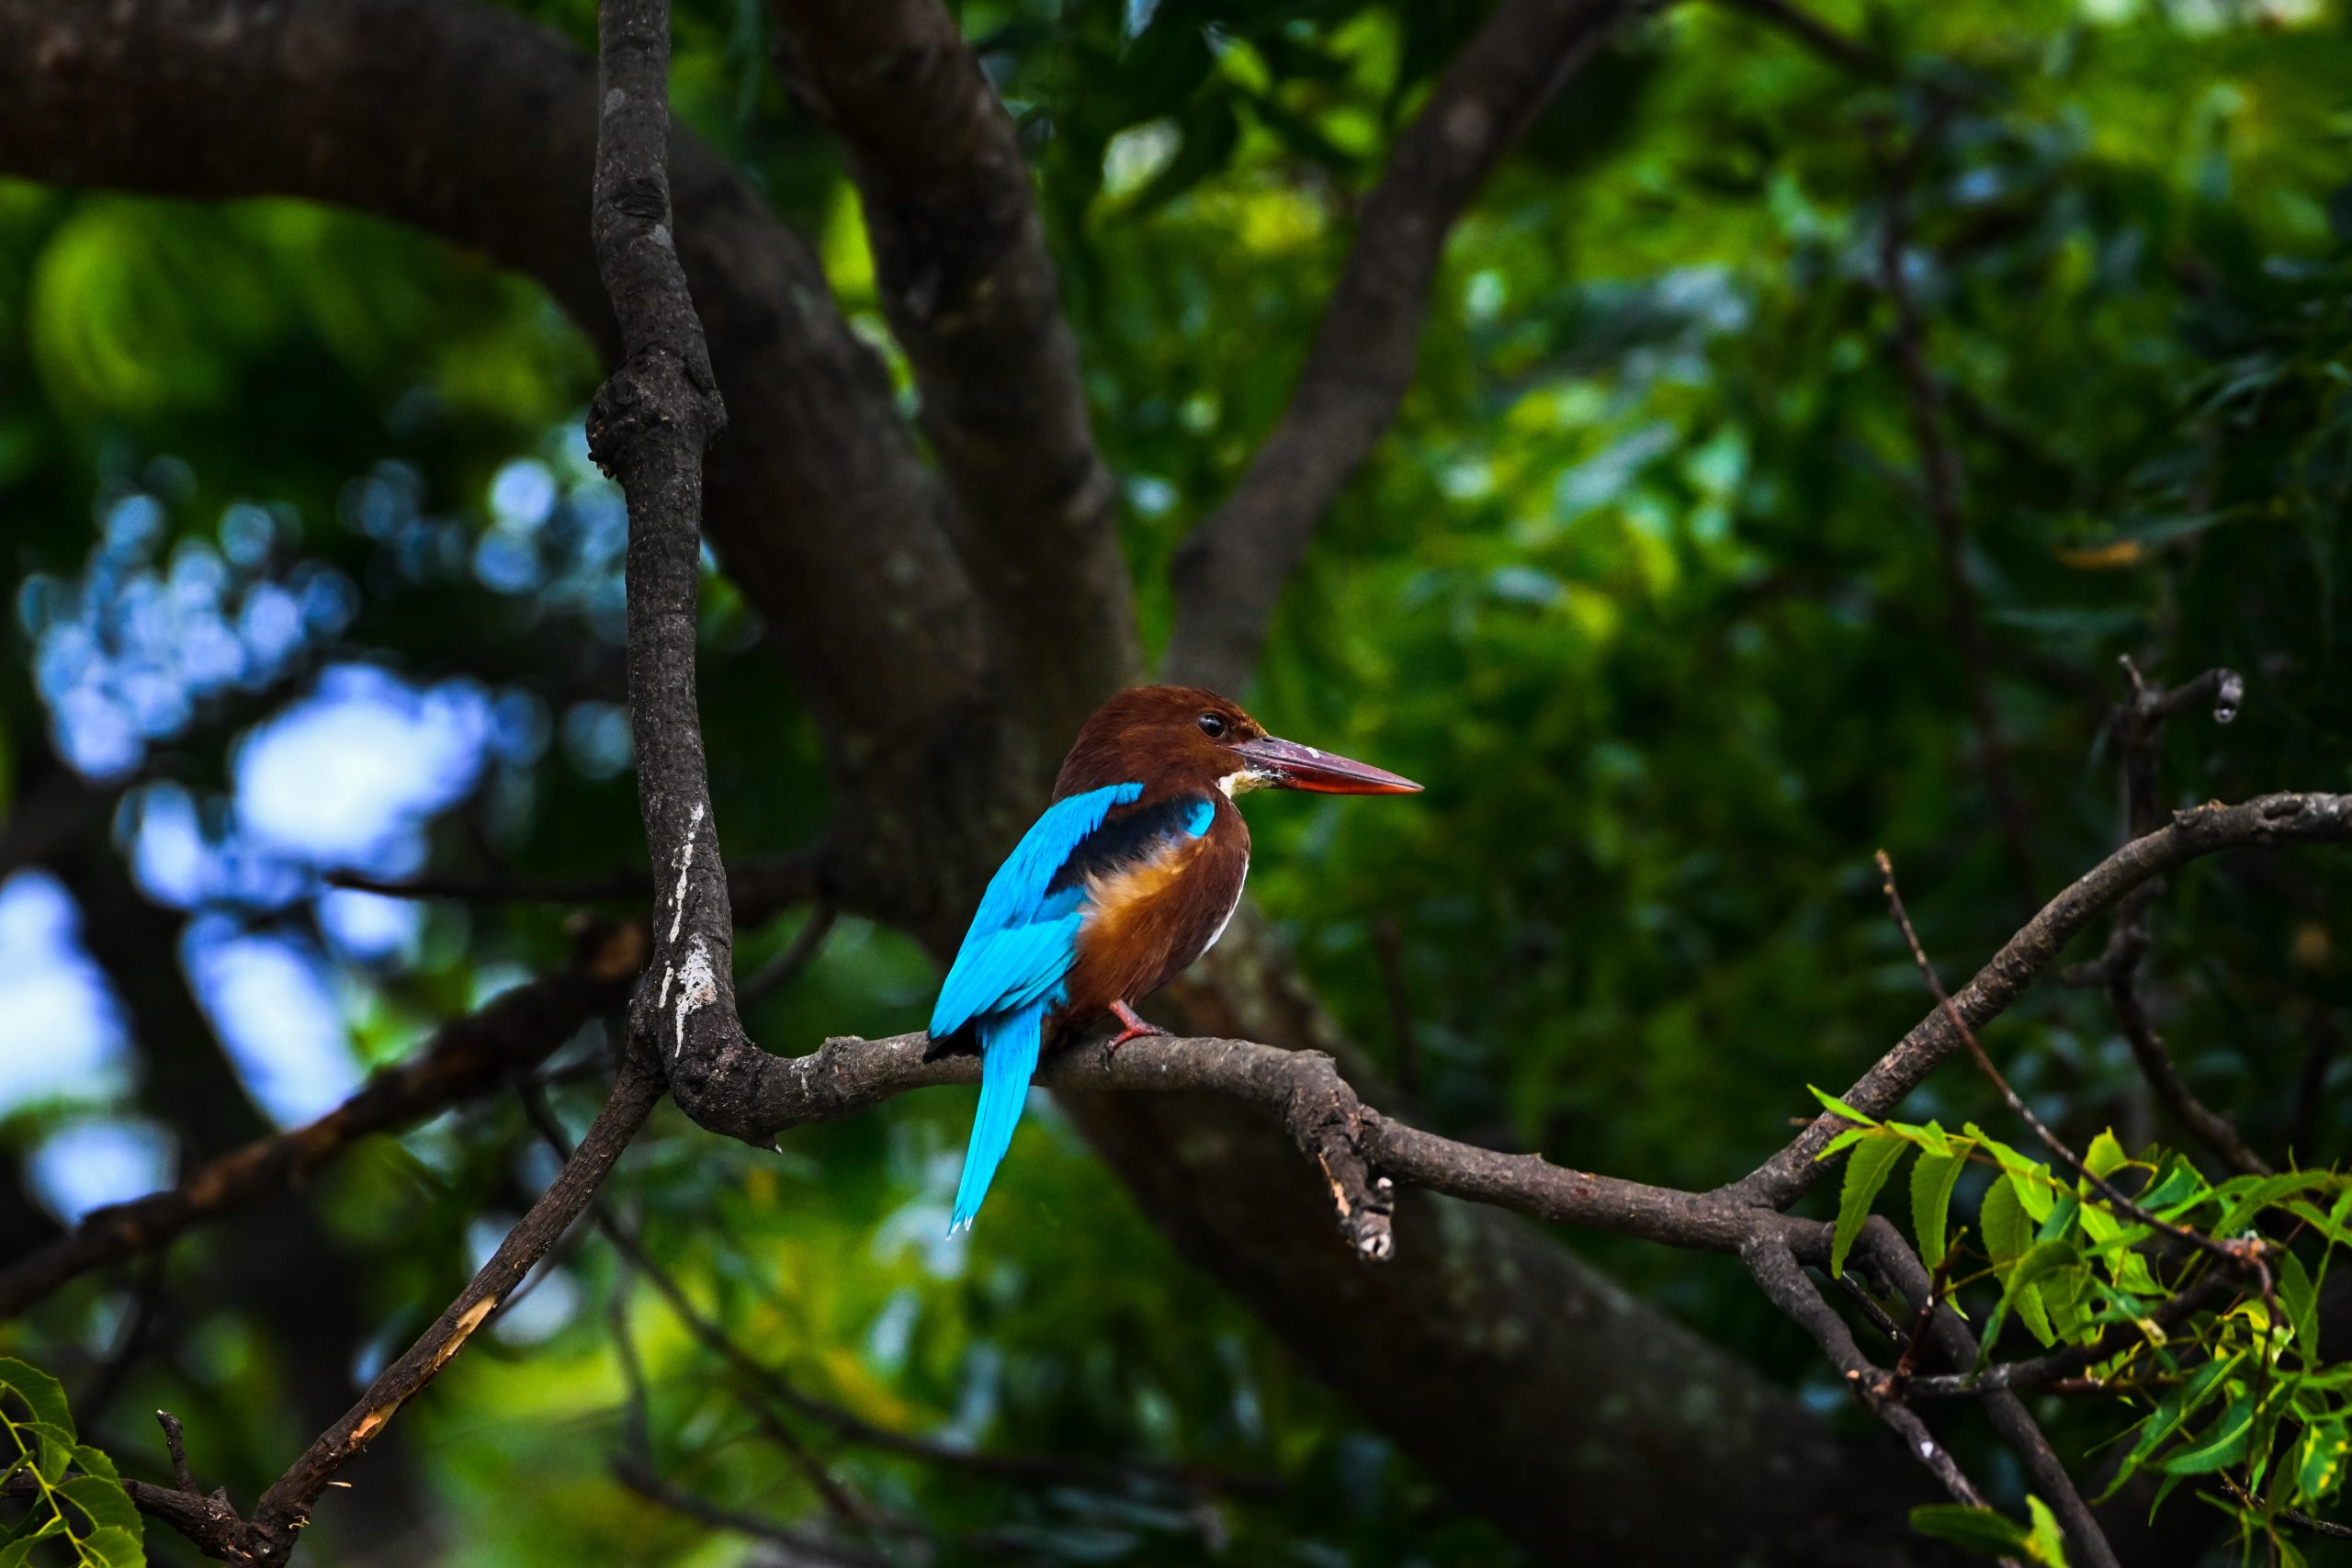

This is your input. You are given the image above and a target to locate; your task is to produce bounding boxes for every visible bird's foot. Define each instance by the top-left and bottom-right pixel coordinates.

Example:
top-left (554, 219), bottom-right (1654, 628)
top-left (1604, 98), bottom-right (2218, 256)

top-left (1101, 1001), bottom-right (1171, 1066)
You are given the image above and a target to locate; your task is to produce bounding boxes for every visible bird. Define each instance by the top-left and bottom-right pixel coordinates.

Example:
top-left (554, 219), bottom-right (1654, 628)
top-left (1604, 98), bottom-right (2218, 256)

top-left (929, 684), bottom-right (1421, 1231)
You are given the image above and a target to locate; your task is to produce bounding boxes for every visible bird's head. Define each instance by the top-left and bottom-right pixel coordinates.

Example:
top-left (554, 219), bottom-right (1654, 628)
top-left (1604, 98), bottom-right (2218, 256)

top-left (1054, 685), bottom-right (1422, 800)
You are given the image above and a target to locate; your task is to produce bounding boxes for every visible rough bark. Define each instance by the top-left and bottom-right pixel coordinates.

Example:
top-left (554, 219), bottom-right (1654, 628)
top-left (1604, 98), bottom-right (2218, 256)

top-left (0, 0), bottom-right (998, 880)
top-left (770, 0), bottom-right (1142, 741)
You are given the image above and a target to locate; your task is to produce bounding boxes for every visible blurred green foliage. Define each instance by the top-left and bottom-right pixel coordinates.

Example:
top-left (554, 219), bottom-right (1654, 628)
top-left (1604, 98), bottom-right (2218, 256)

top-left (5, 0), bottom-right (2352, 1562)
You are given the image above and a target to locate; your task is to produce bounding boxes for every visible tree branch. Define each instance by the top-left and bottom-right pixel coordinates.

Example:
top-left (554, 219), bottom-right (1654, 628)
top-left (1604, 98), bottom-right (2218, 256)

top-left (241, 1059), bottom-right (664, 1555)
top-left (768, 0), bottom-right (1141, 737)
top-left (0, 0), bottom-right (992, 796)
top-left (2083, 660), bottom-right (2269, 1174)
top-left (1731, 793), bottom-right (2352, 1209)
top-left (1739, 1238), bottom-right (1995, 1514)
top-left (1858, 1220), bottom-right (2123, 1568)
top-left (0, 928), bottom-right (643, 1321)
top-left (1162, 0), bottom-right (1632, 694)
top-left (1706, 0), bottom-right (1894, 77)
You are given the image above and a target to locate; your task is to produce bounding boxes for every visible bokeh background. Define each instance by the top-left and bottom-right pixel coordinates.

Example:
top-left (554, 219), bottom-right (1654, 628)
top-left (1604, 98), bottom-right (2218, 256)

top-left (5, 0), bottom-right (2352, 1562)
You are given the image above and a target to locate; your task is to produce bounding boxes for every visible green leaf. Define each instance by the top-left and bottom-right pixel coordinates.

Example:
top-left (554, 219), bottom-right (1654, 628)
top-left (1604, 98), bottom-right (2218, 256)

top-left (2215, 1172), bottom-right (2336, 1237)
top-left (2102, 1354), bottom-right (2243, 1498)
top-left (81, 1524), bottom-right (144, 1568)
top-left (1970, 1129), bottom-right (2060, 1224)
top-left (2084, 1130), bottom-right (2129, 1182)
top-left (2162, 1392), bottom-right (2256, 1473)
top-left (2283, 1252), bottom-right (2320, 1359)
top-left (1832, 1131), bottom-right (1909, 1278)
top-left (66, 1446), bottom-right (120, 1486)
top-left (2112, 1248), bottom-right (2162, 1295)
top-left (2295, 1419), bottom-right (2347, 1505)
top-left (2140, 1157), bottom-right (2209, 1217)
top-left (1911, 1149), bottom-right (1966, 1269)
top-left (0, 1359), bottom-right (74, 1444)
top-left (1983, 1174), bottom-right (2032, 1263)
top-left (2287, 1200), bottom-right (2352, 1247)
top-left (30, 1426), bottom-right (74, 1484)
top-left (0, 1536), bottom-right (36, 1568)
top-left (2023, 1495), bottom-right (2072, 1566)
top-left (1817, 1126), bottom-right (1871, 1161)
top-left (1809, 1085), bottom-right (1878, 1126)
top-left (1910, 1504), bottom-right (2031, 1557)
top-left (56, 1474), bottom-right (140, 1536)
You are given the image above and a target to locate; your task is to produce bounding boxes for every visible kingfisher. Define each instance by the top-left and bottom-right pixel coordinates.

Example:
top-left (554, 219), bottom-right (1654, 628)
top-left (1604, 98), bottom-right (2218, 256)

top-left (929, 684), bottom-right (1422, 1230)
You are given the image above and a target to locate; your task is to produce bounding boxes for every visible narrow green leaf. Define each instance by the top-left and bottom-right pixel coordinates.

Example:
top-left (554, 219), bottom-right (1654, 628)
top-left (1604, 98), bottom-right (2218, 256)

top-left (2100, 1353), bottom-right (2242, 1499)
top-left (1832, 1132), bottom-right (1909, 1278)
top-left (1816, 1126), bottom-right (1871, 1162)
top-left (2283, 1252), bottom-right (2320, 1360)
top-left (1911, 1149), bottom-right (1966, 1269)
top-left (2216, 1172), bottom-right (2335, 1237)
top-left (2014, 1280), bottom-right (2057, 1347)
top-left (1809, 1085), bottom-right (1878, 1125)
top-left (1909, 1504), bottom-right (2031, 1557)
top-left (2140, 1157), bottom-right (2209, 1216)
top-left (2162, 1392), bottom-right (2256, 1474)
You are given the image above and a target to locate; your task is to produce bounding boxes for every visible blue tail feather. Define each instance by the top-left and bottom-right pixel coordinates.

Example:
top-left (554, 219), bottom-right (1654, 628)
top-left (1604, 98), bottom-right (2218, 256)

top-left (950, 999), bottom-right (1048, 1231)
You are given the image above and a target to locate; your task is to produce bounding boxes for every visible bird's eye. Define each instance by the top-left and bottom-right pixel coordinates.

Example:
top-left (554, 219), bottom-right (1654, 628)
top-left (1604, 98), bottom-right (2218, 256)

top-left (1197, 713), bottom-right (1228, 739)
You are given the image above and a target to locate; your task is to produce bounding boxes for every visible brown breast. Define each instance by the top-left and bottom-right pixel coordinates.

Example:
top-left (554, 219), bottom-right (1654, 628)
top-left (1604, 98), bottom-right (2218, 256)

top-left (1059, 804), bottom-right (1250, 1023)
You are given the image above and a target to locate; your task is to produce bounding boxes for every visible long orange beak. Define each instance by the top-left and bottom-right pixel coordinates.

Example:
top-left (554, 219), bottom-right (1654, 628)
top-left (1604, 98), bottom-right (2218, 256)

top-left (1232, 734), bottom-right (1423, 795)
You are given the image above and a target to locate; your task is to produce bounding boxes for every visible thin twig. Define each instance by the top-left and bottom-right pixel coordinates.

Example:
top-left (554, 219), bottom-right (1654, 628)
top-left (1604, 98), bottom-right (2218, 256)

top-left (1857, 1222), bottom-right (2122, 1568)
top-left (2214, 1474), bottom-right (2352, 1542)
top-left (1903, 1269), bottom-right (2240, 1399)
top-left (521, 1088), bottom-right (890, 1530)
top-left (1874, 850), bottom-right (2266, 1278)
top-left (614, 1458), bottom-right (889, 1568)
top-left (1877, 116), bottom-right (2038, 917)
top-left (2076, 660), bottom-right (2270, 1174)
top-left (155, 1410), bottom-right (197, 1495)
top-left (1741, 793), bottom-right (2352, 1205)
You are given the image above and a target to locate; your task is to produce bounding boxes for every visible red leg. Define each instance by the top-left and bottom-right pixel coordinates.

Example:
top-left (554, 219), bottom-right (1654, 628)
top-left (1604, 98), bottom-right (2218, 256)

top-left (1104, 999), bottom-right (1171, 1055)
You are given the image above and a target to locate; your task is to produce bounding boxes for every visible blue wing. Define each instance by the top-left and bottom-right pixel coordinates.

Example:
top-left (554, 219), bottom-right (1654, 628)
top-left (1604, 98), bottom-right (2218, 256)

top-left (934, 781), bottom-right (1226, 1231)
top-left (929, 782), bottom-right (1142, 1040)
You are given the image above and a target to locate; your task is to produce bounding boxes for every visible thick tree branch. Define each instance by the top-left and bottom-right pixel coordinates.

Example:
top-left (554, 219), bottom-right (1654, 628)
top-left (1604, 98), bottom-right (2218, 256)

top-left (0, 929), bottom-right (642, 1321)
top-left (769, 0), bottom-right (1141, 738)
top-left (0, 0), bottom-right (992, 801)
top-left (1162, 0), bottom-right (1631, 694)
